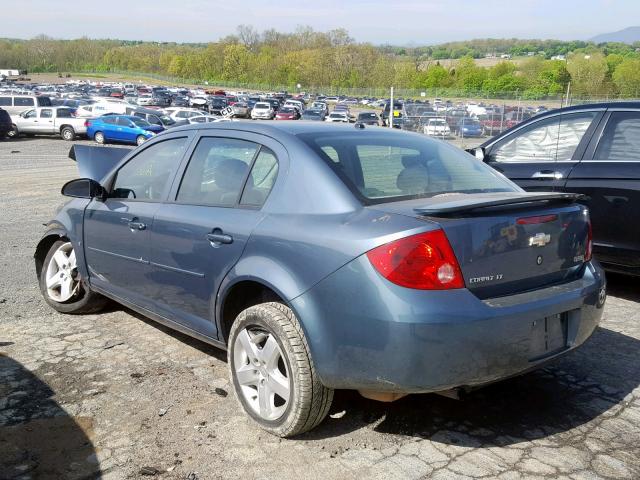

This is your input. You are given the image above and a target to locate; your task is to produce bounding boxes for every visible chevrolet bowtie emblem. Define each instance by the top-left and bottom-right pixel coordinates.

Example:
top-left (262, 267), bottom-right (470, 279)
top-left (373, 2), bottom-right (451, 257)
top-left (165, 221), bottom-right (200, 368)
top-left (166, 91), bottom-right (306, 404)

top-left (529, 233), bottom-right (551, 247)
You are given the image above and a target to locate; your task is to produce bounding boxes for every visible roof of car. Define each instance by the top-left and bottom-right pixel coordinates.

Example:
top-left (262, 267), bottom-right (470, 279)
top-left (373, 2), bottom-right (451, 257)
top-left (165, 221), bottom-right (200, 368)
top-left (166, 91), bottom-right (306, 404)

top-left (165, 119), bottom-right (416, 139)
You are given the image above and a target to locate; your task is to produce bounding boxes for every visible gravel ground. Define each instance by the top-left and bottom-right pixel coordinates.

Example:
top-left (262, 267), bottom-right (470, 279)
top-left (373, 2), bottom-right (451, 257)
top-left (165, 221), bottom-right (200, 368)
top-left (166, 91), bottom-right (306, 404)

top-left (1, 136), bottom-right (639, 480)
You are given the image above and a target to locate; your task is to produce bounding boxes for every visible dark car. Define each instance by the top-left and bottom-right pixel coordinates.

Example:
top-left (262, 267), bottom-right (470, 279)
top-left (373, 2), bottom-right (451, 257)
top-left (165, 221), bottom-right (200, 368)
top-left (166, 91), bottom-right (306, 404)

top-left (356, 112), bottom-right (379, 126)
top-left (36, 123), bottom-right (604, 438)
top-left (127, 108), bottom-right (186, 129)
top-left (454, 118), bottom-right (483, 137)
top-left (470, 102), bottom-right (640, 275)
top-left (0, 107), bottom-right (12, 137)
top-left (381, 101), bottom-right (404, 127)
top-left (208, 96), bottom-right (228, 115)
top-left (300, 109), bottom-right (325, 121)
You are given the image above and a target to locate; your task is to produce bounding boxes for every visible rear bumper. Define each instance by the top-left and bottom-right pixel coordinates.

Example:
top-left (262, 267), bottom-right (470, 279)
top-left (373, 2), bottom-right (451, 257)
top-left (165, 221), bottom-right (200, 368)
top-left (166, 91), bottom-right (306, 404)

top-left (292, 257), bottom-right (606, 393)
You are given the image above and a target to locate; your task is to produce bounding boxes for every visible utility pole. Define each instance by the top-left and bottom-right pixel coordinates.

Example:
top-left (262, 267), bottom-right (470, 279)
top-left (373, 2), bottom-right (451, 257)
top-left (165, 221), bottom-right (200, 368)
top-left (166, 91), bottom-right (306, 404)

top-left (565, 81), bottom-right (571, 107)
top-left (389, 86), bottom-right (394, 129)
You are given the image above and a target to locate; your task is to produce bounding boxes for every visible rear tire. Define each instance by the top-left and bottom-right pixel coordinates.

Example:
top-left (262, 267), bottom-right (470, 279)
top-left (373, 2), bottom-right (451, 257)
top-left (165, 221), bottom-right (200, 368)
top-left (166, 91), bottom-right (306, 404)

top-left (228, 302), bottom-right (333, 437)
top-left (39, 239), bottom-right (107, 314)
top-left (136, 135), bottom-right (146, 146)
top-left (94, 131), bottom-right (105, 144)
top-left (61, 126), bottom-right (75, 141)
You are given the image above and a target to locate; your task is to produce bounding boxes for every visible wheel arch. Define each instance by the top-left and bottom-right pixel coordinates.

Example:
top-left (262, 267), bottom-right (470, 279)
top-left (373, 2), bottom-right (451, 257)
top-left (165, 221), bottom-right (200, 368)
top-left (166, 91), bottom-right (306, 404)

top-left (34, 228), bottom-right (69, 278)
top-left (217, 277), bottom-right (292, 345)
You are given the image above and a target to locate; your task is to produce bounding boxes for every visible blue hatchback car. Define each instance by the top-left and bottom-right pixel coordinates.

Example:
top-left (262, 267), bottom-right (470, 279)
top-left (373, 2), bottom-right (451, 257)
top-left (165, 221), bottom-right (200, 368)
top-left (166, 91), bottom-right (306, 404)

top-left (87, 114), bottom-right (164, 146)
top-left (455, 118), bottom-right (484, 137)
top-left (36, 123), bottom-right (605, 437)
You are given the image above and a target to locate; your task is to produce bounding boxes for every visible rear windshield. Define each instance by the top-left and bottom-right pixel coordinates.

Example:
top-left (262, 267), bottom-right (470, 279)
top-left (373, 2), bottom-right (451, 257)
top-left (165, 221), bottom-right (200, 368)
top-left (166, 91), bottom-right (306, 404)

top-left (298, 132), bottom-right (518, 204)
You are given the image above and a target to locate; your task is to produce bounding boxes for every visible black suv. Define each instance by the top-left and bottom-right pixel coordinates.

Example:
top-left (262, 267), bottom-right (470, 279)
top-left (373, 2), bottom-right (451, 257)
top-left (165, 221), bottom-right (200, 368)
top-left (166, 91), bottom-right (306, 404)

top-left (0, 107), bottom-right (11, 138)
top-left (471, 102), bottom-right (640, 276)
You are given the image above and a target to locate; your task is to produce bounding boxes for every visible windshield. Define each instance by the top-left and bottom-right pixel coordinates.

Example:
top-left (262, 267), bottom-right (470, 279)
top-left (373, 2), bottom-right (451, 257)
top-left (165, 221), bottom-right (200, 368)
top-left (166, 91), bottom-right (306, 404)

top-left (298, 132), bottom-right (517, 204)
top-left (359, 113), bottom-right (377, 119)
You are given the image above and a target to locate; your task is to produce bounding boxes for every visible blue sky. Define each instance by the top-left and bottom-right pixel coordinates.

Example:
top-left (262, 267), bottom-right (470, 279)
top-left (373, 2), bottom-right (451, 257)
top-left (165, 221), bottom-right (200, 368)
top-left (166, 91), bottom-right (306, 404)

top-left (2, 0), bottom-right (638, 44)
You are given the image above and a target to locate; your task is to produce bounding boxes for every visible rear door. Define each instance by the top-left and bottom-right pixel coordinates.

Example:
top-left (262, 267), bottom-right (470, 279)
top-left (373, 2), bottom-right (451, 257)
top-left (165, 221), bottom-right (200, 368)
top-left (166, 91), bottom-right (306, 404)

top-left (484, 110), bottom-right (602, 191)
top-left (565, 109), bottom-right (640, 269)
top-left (39, 108), bottom-right (56, 133)
top-left (147, 133), bottom-right (281, 338)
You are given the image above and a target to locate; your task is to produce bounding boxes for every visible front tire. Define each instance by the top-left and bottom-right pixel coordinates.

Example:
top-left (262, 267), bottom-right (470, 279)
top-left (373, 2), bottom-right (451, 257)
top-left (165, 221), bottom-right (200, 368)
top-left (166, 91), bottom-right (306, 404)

top-left (39, 240), bottom-right (107, 314)
top-left (7, 124), bottom-right (18, 138)
top-left (136, 135), bottom-right (146, 146)
top-left (228, 302), bottom-right (333, 437)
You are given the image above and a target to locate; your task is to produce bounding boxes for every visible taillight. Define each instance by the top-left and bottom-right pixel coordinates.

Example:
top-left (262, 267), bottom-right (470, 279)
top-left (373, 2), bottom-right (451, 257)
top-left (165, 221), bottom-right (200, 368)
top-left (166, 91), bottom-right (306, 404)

top-left (585, 220), bottom-right (593, 262)
top-left (84, 120), bottom-right (91, 127)
top-left (366, 230), bottom-right (465, 290)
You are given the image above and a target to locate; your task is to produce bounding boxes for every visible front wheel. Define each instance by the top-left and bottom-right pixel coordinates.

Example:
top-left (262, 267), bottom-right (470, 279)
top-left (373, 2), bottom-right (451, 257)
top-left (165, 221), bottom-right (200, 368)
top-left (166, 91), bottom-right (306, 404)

top-left (136, 135), bottom-right (146, 146)
top-left (39, 240), bottom-right (107, 314)
top-left (228, 303), bottom-right (333, 437)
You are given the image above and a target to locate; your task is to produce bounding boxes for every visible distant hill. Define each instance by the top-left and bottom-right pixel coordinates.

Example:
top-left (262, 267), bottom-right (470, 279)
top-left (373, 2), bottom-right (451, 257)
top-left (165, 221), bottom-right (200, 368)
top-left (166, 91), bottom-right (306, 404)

top-left (590, 26), bottom-right (640, 44)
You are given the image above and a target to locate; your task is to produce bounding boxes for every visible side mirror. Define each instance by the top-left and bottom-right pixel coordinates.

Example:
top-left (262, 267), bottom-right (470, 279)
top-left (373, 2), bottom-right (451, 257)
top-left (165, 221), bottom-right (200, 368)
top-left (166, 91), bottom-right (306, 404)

top-left (466, 147), bottom-right (486, 161)
top-left (61, 178), bottom-right (105, 199)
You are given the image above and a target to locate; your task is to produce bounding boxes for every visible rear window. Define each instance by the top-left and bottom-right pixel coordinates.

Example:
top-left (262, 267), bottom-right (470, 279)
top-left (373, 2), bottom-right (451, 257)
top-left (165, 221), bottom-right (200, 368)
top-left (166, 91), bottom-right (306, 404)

top-left (37, 97), bottom-right (52, 107)
top-left (298, 132), bottom-right (517, 204)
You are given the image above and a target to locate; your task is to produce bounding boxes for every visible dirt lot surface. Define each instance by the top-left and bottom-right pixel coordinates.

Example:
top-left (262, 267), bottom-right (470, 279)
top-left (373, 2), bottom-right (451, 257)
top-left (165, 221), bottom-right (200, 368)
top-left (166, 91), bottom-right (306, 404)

top-left (1, 136), bottom-right (639, 480)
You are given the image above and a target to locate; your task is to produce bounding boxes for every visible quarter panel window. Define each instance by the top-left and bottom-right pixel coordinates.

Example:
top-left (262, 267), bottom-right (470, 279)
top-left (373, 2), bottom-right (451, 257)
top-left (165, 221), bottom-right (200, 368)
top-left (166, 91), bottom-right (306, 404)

top-left (111, 137), bottom-right (188, 201)
top-left (240, 148), bottom-right (279, 207)
top-left (594, 112), bottom-right (640, 161)
top-left (491, 112), bottom-right (597, 162)
top-left (14, 97), bottom-right (35, 107)
top-left (177, 137), bottom-right (259, 206)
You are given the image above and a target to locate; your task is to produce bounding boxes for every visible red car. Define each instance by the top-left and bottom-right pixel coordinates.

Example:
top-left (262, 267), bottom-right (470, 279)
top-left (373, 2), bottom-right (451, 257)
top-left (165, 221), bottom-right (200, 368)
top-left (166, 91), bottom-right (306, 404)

top-left (275, 107), bottom-right (300, 120)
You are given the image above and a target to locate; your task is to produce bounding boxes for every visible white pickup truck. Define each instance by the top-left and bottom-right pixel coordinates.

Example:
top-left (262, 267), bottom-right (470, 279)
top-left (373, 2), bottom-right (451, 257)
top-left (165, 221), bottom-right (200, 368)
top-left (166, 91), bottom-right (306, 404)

top-left (8, 106), bottom-right (90, 140)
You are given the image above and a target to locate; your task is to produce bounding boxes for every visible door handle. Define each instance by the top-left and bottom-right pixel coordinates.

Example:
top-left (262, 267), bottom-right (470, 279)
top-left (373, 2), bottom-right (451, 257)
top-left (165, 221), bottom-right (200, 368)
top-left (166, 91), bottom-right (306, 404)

top-left (121, 216), bottom-right (146, 230)
top-left (128, 221), bottom-right (146, 230)
top-left (207, 231), bottom-right (233, 245)
top-left (531, 171), bottom-right (563, 180)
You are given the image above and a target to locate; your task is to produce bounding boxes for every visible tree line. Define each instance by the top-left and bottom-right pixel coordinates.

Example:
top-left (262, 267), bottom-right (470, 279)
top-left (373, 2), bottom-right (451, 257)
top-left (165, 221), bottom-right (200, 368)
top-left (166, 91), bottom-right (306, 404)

top-left (1, 27), bottom-right (639, 99)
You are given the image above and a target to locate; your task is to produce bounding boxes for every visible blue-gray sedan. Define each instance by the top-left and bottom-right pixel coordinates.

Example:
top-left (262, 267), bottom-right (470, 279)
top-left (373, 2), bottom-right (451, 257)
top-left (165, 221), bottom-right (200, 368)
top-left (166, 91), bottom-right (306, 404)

top-left (35, 122), bottom-right (606, 437)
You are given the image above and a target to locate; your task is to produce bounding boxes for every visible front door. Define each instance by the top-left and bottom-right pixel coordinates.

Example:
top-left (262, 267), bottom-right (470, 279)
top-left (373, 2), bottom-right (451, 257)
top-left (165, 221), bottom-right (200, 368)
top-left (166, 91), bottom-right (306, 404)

top-left (84, 136), bottom-right (191, 306)
top-left (565, 110), bottom-right (640, 269)
top-left (148, 136), bottom-right (280, 338)
top-left (484, 111), bottom-right (602, 191)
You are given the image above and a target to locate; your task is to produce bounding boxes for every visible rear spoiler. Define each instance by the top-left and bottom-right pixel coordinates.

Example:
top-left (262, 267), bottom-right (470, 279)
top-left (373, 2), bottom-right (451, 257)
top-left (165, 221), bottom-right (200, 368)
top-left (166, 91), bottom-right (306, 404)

top-left (414, 192), bottom-right (586, 216)
top-left (68, 144), bottom-right (130, 182)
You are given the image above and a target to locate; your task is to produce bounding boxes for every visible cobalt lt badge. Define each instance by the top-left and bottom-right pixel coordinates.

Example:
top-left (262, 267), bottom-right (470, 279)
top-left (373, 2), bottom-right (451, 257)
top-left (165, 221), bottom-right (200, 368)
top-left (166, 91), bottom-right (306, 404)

top-left (536, 255), bottom-right (543, 265)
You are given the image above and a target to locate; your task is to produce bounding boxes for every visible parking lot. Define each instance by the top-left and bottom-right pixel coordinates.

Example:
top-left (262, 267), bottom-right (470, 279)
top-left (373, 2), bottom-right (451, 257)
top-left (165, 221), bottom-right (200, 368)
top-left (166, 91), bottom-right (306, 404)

top-left (1, 136), bottom-right (640, 480)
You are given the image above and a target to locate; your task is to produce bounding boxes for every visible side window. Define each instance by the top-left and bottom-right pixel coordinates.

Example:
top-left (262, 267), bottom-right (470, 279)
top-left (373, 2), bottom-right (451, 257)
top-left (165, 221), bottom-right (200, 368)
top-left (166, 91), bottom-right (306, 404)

top-left (15, 97), bottom-right (35, 107)
top-left (102, 117), bottom-right (116, 125)
top-left (37, 97), bottom-right (52, 107)
top-left (117, 117), bottom-right (132, 127)
top-left (40, 109), bottom-right (52, 118)
top-left (240, 148), bottom-right (279, 207)
top-left (0, 97), bottom-right (11, 106)
top-left (24, 110), bottom-right (36, 119)
top-left (57, 109), bottom-right (72, 118)
top-left (491, 112), bottom-right (597, 162)
top-left (111, 137), bottom-right (188, 201)
top-left (594, 112), bottom-right (640, 161)
top-left (176, 137), bottom-right (259, 206)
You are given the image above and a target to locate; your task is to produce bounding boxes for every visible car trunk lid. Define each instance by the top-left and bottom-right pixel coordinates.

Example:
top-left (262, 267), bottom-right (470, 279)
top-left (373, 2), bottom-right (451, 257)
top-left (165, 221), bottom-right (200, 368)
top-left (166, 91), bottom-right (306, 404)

top-left (371, 192), bottom-right (591, 298)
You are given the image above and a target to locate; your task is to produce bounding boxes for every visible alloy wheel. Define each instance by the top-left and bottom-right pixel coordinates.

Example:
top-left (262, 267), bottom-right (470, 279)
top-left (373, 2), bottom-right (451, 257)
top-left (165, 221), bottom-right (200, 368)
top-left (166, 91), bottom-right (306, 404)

top-left (233, 327), bottom-right (291, 421)
top-left (45, 242), bottom-right (79, 302)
